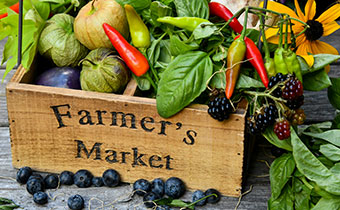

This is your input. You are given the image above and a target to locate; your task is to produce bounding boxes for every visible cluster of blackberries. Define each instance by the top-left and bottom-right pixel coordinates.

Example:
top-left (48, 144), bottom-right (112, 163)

top-left (247, 104), bottom-right (279, 134)
top-left (16, 166), bottom-right (120, 209)
top-left (133, 177), bottom-right (221, 209)
top-left (268, 73), bottom-right (304, 110)
top-left (273, 119), bottom-right (291, 140)
top-left (208, 95), bottom-right (233, 121)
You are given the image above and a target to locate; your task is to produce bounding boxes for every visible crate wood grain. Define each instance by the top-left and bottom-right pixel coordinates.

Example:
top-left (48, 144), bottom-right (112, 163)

top-left (6, 65), bottom-right (248, 197)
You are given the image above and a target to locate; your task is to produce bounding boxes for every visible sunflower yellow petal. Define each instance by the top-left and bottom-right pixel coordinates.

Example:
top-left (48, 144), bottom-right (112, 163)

top-left (322, 21), bottom-right (340, 36)
top-left (300, 55), bottom-right (314, 67)
top-left (260, 1), bottom-right (299, 20)
top-left (296, 34), bottom-right (307, 47)
top-left (294, 0), bottom-right (306, 21)
top-left (325, 65), bottom-right (331, 74)
top-left (310, 40), bottom-right (339, 55)
top-left (316, 3), bottom-right (340, 24)
top-left (296, 40), bottom-right (312, 55)
top-left (304, 0), bottom-right (316, 20)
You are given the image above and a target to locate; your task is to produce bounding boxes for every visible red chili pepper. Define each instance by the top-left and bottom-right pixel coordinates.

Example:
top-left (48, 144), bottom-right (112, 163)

top-left (0, 2), bottom-right (20, 19)
top-left (102, 23), bottom-right (149, 77)
top-left (235, 35), bottom-right (269, 88)
top-left (209, 2), bottom-right (243, 34)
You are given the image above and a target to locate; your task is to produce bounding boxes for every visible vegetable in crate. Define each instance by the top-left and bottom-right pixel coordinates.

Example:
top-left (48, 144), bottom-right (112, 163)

top-left (35, 67), bottom-right (81, 89)
top-left (74, 0), bottom-right (129, 50)
top-left (79, 48), bottom-right (130, 93)
top-left (38, 14), bottom-right (88, 67)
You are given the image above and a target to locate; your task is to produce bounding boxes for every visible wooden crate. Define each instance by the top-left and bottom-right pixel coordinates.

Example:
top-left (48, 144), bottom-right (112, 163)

top-left (6, 64), bottom-right (250, 197)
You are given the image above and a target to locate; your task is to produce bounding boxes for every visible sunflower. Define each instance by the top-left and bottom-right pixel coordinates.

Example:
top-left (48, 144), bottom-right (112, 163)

top-left (263, 0), bottom-right (340, 66)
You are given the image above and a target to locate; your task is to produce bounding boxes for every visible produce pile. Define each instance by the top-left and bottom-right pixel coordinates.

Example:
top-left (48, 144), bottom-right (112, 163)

top-left (1, 0), bottom-right (340, 209)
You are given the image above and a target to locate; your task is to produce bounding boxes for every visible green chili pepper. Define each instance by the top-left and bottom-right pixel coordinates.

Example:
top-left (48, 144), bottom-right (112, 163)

top-left (283, 48), bottom-right (303, 82)
top-left (274, 47), bottom-right (288, 74)
top-left (265, 58), bottom-right (276, 78)
top-left (157, 16), bottom-right (210, 32)
top-left (125, 4), bottom-right (151, 49)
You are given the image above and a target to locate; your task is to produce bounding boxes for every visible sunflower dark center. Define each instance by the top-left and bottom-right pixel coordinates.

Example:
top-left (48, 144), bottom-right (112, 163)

top-left (305, 20), bottom-right (324, 41)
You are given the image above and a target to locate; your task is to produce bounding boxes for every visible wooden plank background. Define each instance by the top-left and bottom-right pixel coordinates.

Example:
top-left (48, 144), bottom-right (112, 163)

top-left (1, 25), bottom-right (340, 209)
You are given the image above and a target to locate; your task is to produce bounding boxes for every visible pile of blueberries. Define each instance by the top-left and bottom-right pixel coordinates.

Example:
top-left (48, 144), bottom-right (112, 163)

top-left (133, 177), bottom-right (221, 209)
top-left (15, 166), bottom-right (221, 209)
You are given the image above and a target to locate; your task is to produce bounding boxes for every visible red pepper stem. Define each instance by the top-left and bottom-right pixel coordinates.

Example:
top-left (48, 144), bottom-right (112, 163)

top-left (239, 7), bottom-right (249, 40)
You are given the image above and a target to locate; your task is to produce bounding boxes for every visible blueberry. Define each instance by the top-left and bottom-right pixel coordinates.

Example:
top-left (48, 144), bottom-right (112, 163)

top-left (133, 179), bottom-right (151, 196)
top-left (26, 178), bottom-right (44, 195)
top-left (60, 171), bottom-right (74, 185)
top-left (33, 191), bottom-right (48, 205)
top-left (28, 174), bottom-right (43, 181)
top-left (102, 169), bottom-right (120, 187)
top-left (92, 177), bottom-right (104, 187)
top-left (44, 174), bottom-right (59, 189)
top-left (192, 190), bottom-right (206, 206)
top-left (74, 170), bottom-right (93, 188)
top-left (16, 167), bottom-right (33, 184)
top-left (164, 177), bottom-right (185, 199)
top-left (143, 191), bottom-right (160, 208)
top-left (205, 188), bottom-right (221, 204)
top-left (151, 178), bottom-right (164, 198)
top-left (67, 194), bottom-right (84, 210)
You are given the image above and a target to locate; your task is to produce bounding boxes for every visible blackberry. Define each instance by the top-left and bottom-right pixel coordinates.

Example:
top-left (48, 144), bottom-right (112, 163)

top-left (290, 109), bottom-right (306, 125)
top-left (67, 194), bottom-right (84, 210)
top-left (60, 171), bottom-right (74, 185)
top-left (256, 113), bottom-right (269, 132)
top-left (268, 73), bottom-right (288, 97)
top-left (192, 190), bottom-right (206, 206)
top-left (247, 115), bottom-right (259, 134)
top-left (274, 120), bottom-right (291, 140)
top-left (16, 167), bottom-right (33, 184)
top-left (205, 188), bottom-right (221, 204)
top-left (33, 191), bottom-right (48, 205)
top-left (282, 76), bottom-right (303, 100)
top-left (164, 177), bottom-right (186, 199)
top-left (285, 95), bottom-right (304, 110)
top-left (263, 104), bottom-right (279, 124)
top-left (133, 179), bottom-right (151, 196)
top-left (208, 96), bottom-right (233, 121)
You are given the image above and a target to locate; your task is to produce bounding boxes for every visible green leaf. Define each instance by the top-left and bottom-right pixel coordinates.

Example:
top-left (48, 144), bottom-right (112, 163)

top-left (173, 0), bottom-right (209, 19)
top-left (156, 51), bottom-right (213, 118)
top-left (268, 185), bottom-right (294, 210)
top-left (291, 128), bottom-right (340, 195)
top-left (303, 70), bottom-right (331, 91)
top-left (0, 0), bottom-right (18, 8)
top-left (236, 74), bottom-right (265, 89)
top-left (193, 22), bottom-right (217, 40)
top-left (319, 144), bottom-right (340, 162)
top-left (169, 35), bottom-right (199, 56)
top-left (332, 113), bottom-right (340, 129)
top-left (263, 126), bottom-right (293, 151)
top-left (0, 198), bottom-right (14, 205)
top-left (270, 153), bottom-right (295, 200)
top-left (293, 178), bottom-right (311, 210)
top-left (302, 130), bottom-right (340, 147)
top-left (299, 54), bottom-right (340, 75)
top-left (115, 0), bottom-right (151, 11)
top-left (311, 197), bottom-right (340, 210)
top-left (150, 1), bottom-right (173, 26)
top-left (330, 163), bottom-right (340, 180)
top-left (328, 77), bottom-right (340, 110)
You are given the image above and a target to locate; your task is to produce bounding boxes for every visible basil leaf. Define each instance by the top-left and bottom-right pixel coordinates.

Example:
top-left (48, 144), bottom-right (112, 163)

top-left (332, 113), bottom-right (340, 129)
top-left (328, 77), bottom-right (340, 110)
top-left (132, 74), bottom-right (151, 91)
top-left (173, 0), bottom-right (209, 19)
top-left (156, 51), bottom-right (213, 118)
top-left (330, 163), bottom-right (340, 180)
top-left (319, 144), bottom-right (340, 162)
top-left (311, 197), bottom-right (340, 210)
top-left (236, 74), bottom-right (265, 89)
top-left (193, 22), bottom-right (217, 40)
top-left (150, 1), bottom-right (173, 26)
top-left (293, 178), bottom-right (311, 210)
top-left (291, 128), bottom-right (340, 195)
top-left (268, 185), bottom-right (294, 210)
top-left (170, 35), bottom-right (199, 56)
top-left (263, 126), bottom-right (293, 151)
top-left (209, 64), bottom-right (225, 89)
top-left (270, 153), bottom-right (295, 200)
top-left (299, 54), bottom-right (340, 75)
top-left (115, 0), bottom-right (151, 11)
top-left (303, 70), bottom-right (331, 91)
top-left (302, 130), bottom-right (340, 147)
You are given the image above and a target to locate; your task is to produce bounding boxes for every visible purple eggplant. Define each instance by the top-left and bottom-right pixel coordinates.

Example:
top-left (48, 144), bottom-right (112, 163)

top-left (35, 67), bottom-right (81, 89)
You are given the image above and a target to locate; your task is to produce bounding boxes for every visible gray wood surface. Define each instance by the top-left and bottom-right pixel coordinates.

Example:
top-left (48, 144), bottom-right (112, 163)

top-left (1, 25), bottom-right (340, 210)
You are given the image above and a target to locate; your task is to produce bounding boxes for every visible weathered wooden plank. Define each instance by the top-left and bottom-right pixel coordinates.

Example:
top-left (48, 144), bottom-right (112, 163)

top-left (0, 127), bottom-right (271, 210)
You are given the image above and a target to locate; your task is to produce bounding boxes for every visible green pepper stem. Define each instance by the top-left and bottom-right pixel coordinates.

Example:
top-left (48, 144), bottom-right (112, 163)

top-left (284, 16), bottom-right (289, 50)
top-left (278, 19), bottom-right (284, 48)
top-left (218, 7), bottom-right (246, 32)
top-left (144, 71), bottom-right (157, 92)
top-left (259, 14), bottom-right (270, 60)
top-left (63, 3), bottom-right (74, 14)
top-left (240, 7), bottom-right (249, 40)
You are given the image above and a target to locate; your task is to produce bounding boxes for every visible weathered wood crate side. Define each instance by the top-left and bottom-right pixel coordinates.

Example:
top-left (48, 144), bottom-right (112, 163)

top-left (6, 65), bottom-right (248, 197)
